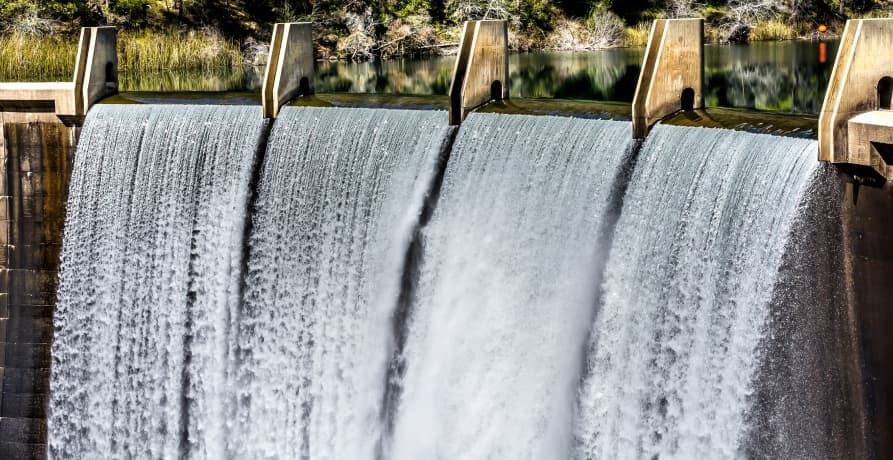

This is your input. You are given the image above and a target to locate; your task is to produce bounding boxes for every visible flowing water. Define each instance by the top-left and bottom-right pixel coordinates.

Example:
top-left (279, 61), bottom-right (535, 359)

top-left (232, 107), bottom-right (452, 459)
top-left (48, 105), bottom-right (264, 459)
top-left (389, 113), bottom-right (635, 459)
top-left (574, 125), bottom-right (822, 459)
top-left (47, 104), bottom-right (851, 459)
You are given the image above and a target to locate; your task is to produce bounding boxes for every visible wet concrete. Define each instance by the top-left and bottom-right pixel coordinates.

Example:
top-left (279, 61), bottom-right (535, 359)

top-left (0, 115), bottom-right (74, 460)
top-left (842, 176), bottom-right (893, 459)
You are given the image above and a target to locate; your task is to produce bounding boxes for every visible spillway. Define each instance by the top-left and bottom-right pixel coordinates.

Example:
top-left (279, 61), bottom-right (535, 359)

top-left (574, 125), bottom-right (833, 459)
top-left (389, 113), bottom-right (635, 459)
top-left (233, 107), bottom-right (452, 459)
top-left (48, 105), bottom-right (265, 458)
top-left (44, 103), bottom-right (858, 459)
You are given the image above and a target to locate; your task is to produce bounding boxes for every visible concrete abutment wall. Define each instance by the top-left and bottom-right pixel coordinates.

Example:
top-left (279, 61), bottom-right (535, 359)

top-left (0, 114), bottom-right (75, 459)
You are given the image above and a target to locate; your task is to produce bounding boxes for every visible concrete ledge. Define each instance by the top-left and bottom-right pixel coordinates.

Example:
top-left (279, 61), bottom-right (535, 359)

top-left (632, 18), bottom-right (704, 139)
top-left (848, 111), bottom-right (893, 179)
top-left (819, 19), bottom-right (893, 179)
top-left (262, 22), bottom-right (313, 119)
top-left (449, 20), bottom-right (508, 125)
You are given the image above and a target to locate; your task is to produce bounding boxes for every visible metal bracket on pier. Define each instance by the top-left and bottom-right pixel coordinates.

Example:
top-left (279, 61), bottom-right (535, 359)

top-left (449, 20), bottom-right (508, 125)
top-left (0, 26), bottom-right (117, 120)
top-left (262, 22), bottom-right (314, 119)
top-left (632, 18), bottom-right (704, 139)
top-left (819, 18), bottom-right (893, 181)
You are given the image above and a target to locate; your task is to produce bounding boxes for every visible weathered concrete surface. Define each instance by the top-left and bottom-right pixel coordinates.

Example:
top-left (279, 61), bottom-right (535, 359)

top-left (0, 112), bottom-right (74, 460)
top-left (847, 111), bottom-right (893, 179)
top-left (262, 22), bottom-right (313, 118)
top-left (840, 177), bottom-right (893, 459)
top-left (819, 19), bottom-right (893, 177)
top-left (0, 84), bottom-right (76, 117)
top-left (632, 18), bottom-right (704, 139)
top-left (0, 27), bottom-right (117, 118)
top-left (449, 20), bottom-right (508, 125)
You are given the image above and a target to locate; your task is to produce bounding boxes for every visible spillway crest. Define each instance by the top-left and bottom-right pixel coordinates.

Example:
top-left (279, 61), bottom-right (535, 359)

top-left (574, 125), bottom-right (822, 459)
top-left (233, 107), bottom-right (452, 459)
top-left (388, 113), bottom-right (634, 459)
top-left (48, 105), bottom-right (264, 459)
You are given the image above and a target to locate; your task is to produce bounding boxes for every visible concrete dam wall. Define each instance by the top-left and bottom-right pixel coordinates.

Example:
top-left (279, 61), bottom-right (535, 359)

top-left (0, 18), bottom-right (888, 460)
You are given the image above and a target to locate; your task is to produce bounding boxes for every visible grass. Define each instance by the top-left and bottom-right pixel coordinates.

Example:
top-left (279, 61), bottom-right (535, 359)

top-left (118, 28), bottom-right (243, 72)
top-left (0, 33), bottom-right (77, 81)
top-left (624, 23), bottom-right (650, 48)
top-left (749, 20), bottom-right (797, 41)
top-left (0, 28), bottom-right (245, 82)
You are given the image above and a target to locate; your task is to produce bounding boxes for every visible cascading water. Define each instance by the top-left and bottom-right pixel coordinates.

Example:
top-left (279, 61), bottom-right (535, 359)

top-left (48, 105), bottom-right (264, 459)
top-left (389, 113), bottom-right (635, 459)
top-left (574, 125), bottom-right (823, 459)
top-left (46, 102), bottom-right (855, 460)
top-left (233, 107), bottom-right (452, 459)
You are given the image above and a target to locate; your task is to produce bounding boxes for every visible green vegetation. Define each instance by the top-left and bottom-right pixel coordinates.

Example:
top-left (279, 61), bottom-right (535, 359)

top-left (0, 0), bottom-right (892, 74)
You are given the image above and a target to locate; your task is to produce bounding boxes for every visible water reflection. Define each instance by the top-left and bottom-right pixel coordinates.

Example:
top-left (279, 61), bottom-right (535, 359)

top-left (704, 41), bottom-right (838, 114)
top-left (114, 40), bottom-right (838, 115)
top-left (119, 66), bottom-right (264, 92)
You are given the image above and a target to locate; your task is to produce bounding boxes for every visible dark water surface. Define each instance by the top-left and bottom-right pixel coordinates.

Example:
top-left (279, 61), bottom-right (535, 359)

top-left (112, 40), bottom-right (837, 115)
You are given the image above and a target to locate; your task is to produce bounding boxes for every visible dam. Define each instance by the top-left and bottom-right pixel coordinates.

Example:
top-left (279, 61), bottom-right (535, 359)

top-left (0, 17), bottom-right (888, 460)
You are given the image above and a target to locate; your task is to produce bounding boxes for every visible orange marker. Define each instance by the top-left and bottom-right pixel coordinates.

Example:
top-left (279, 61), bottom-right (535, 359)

top-left (818, 24), bottom-right (828, 33)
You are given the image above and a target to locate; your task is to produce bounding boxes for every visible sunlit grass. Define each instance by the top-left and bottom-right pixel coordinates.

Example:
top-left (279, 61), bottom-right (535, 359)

top-left (749, 20), bottom-right (797, 41)
top-left (0, 28), bottom-right (245, 81)
top-left (0, 32), bottom-right (77, 81)
top-left (624, 23), bottom-right (650, 48)
top-left (119, 28), bottom-right (243, 72)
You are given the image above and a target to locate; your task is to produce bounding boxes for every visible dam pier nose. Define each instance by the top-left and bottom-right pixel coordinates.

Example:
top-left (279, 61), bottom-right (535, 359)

top-left (449, 20), bottom-right (509, 125)
top-left (262, 22), bottom-right (314, 119)
top-left (632, 18), bottom-right (704, 139)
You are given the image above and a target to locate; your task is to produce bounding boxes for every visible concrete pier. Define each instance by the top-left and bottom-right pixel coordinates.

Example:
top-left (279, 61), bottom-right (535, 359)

top-left (262, 22), bottom-right (314, 119)
top-left (819, 19), bottom-right (893, 180)
top-left (632, 18), bottom-right (704, 139)
top-left (449, 20), bottom-right (508, 125)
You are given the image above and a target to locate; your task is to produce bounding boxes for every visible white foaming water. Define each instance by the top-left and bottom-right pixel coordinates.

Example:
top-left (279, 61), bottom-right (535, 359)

top-left (389, 113), bottom-right (634, 459)
top-left (233, 107), bottom-right (452, 459)
top-left (575, 125), bottom-right (820, 459)
top-left (48, 105), bottom-right (264, 459)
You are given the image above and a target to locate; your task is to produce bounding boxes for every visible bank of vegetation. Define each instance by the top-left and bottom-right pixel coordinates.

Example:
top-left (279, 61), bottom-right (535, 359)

top-left (0, 0), bottom-right (890, 79)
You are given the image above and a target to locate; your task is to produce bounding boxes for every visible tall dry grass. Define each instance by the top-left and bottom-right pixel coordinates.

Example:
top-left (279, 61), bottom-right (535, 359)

top-left (118, 28), bottom-right (243, 72)
top-left (624, 23), bottom-right (650, 48)
top-left (0, 32), bottom-right (77, 80)
top-left (0, 28), bottom-right (245, 81)
top-left (749, 19), bottom-right (796, 41)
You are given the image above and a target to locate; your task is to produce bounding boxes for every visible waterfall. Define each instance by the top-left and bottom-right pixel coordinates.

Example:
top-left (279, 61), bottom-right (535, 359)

top-left (48, 105), bottom-right (264, 459)
top-left (574, 125), bottom-right (822, 459)
top-left (232, 107), bottom-right (452, 459)
top-left (47, 103), bottom-right (855, 459)
top-left (389, 113), bottom-right (635, 459)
